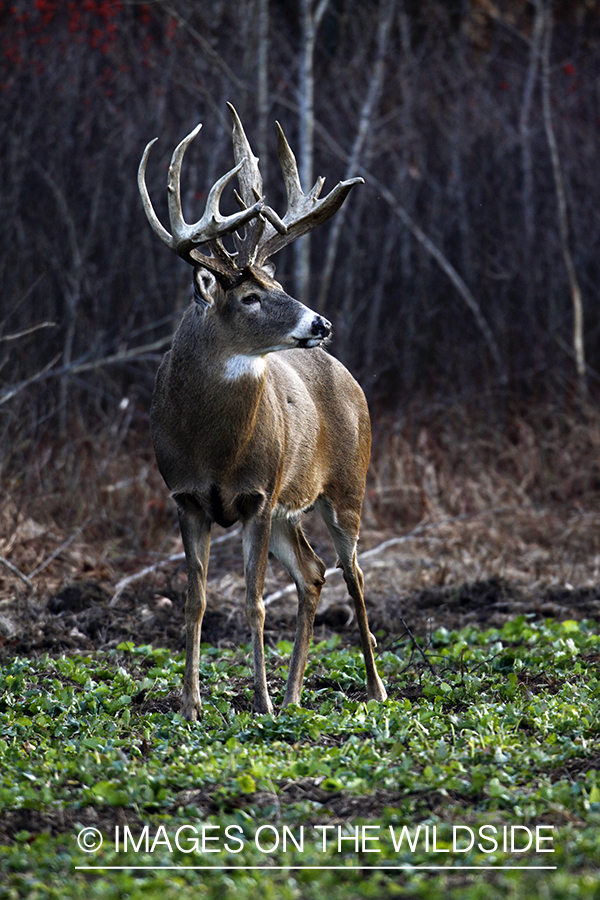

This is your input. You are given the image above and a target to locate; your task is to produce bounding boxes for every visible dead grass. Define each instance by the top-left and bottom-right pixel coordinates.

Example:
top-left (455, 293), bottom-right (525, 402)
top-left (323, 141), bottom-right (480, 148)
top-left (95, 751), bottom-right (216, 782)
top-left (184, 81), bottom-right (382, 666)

top-left (2, 397), bottom-right (600, 654)
top-left (361, 398), bottom-right (600, 590)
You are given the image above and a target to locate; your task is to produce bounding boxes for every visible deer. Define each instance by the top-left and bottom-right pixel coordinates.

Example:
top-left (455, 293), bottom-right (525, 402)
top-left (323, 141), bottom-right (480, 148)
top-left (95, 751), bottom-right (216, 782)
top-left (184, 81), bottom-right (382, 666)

top-left (138, 103), bottom-right (387, 720)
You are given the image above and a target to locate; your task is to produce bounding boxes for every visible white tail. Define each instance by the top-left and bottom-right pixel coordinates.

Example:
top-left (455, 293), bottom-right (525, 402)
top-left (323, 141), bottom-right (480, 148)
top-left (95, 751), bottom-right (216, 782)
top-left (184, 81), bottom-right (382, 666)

top-left (139, 105), bottom-right (386, 719)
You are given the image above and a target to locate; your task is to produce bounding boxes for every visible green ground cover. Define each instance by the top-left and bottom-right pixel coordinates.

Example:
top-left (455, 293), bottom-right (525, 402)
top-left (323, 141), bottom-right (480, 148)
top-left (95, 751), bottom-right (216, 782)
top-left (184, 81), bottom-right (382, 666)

top-left (1, 617), bottom-right (599, 899)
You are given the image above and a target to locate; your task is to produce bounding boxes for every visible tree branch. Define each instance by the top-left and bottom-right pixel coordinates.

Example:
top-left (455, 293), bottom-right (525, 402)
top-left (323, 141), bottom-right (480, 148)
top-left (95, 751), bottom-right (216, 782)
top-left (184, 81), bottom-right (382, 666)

top-left (109, 526), bottom-right (242, 606)
top-left (0, 321), bottom-right (56, 343)
top-left (0, 556), bottom-right (33, 589)
top-left (540, 0), bottom-right (585, 394)
top-left (0, 335), bottom-right (173, 406)
top-left (295, 111), bottom-right (508, 383)
top-left (317, 0), bottom-right (395, 311)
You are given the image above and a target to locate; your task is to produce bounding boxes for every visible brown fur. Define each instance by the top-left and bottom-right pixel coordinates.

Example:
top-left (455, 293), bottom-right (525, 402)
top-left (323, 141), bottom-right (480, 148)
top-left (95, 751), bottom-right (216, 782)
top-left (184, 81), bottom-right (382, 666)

top-left (151, 267), bottom-right (387, 718)
top-left (141, 108), bottom-right (383, 718)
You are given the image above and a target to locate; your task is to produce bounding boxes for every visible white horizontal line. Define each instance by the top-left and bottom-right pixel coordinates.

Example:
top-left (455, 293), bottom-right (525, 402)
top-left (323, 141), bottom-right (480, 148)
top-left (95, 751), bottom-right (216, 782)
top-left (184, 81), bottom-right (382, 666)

top-left (75, 865), bottom-right (558, 871)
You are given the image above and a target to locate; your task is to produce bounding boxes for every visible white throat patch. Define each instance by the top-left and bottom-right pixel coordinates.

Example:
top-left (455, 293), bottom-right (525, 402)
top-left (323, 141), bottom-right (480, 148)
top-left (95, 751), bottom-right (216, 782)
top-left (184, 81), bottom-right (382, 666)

top-left (223, 355), bottom-right (267, 382)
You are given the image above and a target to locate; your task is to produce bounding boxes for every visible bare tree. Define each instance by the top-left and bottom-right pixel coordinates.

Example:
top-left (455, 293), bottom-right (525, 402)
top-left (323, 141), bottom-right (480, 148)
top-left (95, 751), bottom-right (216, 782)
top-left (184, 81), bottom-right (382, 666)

top-left (257, 0), bottom-right (270, 186)
top-left (540, 0), bottom-right (586, 395)
top-left (295, 0), bottom-right (331, 303)
top-left (317, 0), bottom-right (396, 312)
top-left (519, 0), bottom-right (544, 317)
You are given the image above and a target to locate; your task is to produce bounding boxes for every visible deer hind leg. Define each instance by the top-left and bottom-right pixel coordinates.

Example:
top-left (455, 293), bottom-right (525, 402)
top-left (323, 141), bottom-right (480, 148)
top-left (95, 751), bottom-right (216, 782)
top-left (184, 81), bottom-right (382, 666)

top-left (176, 497), bottom-right (211, 722)
top-left (242, 512), bottom-right (274, 715)
top-left (269, 515), bottom-right (327, 707)
top-left (317, 498), bottom-right (387, 702)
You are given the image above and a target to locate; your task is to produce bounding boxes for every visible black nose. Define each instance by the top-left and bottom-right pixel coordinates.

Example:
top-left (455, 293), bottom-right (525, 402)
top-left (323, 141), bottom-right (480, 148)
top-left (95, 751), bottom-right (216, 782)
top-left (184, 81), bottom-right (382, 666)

top-left (311, 316), bottom-right (332, 338)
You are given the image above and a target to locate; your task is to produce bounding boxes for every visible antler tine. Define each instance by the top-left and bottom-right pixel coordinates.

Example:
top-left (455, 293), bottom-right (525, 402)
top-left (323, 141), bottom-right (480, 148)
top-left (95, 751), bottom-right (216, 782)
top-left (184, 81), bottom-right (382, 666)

top-left (138, 138), bottom-right (175, 250)
top-left (275, 120), bottom-right (303, 211)
top-left (255, 121), bottom-right (364, 266)
top-left (196, 159), bottom-right (261, 241)
top-left (228, 102), bottom-right (262, 207)
top-left (167, 125), bottom-right (264, 256)
top-left (165, 122), bottom-right (203, 251)
top-left (226, 102), bottom-right (278, 269)
top-left (138, 123), bottom-right (264, 266)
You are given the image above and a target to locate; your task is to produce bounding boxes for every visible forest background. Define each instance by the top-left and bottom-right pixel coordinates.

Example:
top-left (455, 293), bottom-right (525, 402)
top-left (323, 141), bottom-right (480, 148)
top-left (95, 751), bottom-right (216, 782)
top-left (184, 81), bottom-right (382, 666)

top-left (4, 7), bottom-right (600, 898)
top-left (2, 0), bottom-right (600, 617)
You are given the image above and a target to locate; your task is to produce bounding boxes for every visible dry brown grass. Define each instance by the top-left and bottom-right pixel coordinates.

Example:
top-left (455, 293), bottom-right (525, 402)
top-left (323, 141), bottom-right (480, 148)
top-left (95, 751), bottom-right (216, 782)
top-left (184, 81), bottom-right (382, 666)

top-left (0, 413), bottom-right (179, 604)
top-left (2, 397), bottom-right (600, 651)
top-left (360, 399), bottom-right (600, 597)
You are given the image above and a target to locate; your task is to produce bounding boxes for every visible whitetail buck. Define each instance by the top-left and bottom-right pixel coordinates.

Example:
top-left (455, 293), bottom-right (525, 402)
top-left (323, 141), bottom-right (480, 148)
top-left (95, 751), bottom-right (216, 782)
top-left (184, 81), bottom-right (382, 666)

top-left (138, 104), bottom-right (386, 719)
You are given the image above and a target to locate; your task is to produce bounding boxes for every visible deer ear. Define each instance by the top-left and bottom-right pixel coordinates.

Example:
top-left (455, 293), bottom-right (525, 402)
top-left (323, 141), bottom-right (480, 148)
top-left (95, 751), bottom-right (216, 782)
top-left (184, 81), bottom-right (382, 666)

top-left (193, 267), bottom-right (219, 307)
top-left (261, 262), bottom-right (276, 279)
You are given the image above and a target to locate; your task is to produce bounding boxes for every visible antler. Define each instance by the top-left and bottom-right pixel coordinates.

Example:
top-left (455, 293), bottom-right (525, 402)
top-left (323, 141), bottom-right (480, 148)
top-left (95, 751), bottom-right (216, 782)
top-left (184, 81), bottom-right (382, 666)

top-left (138, 122), bottom-right (264, 279)
top-left (226, 104), bottom-right (363, 269)
top-left (227, 103), bottom-right (287, 268)
top-left (255, 123), bottom-right (364, 266)
top-left (138, 106), bottom-right (363, 279)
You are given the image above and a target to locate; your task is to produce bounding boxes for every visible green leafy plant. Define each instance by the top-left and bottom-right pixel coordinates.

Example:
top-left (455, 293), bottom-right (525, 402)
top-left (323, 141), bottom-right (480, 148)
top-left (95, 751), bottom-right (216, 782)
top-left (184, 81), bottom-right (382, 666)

top-left (1, 618), bottom-right (599, 898)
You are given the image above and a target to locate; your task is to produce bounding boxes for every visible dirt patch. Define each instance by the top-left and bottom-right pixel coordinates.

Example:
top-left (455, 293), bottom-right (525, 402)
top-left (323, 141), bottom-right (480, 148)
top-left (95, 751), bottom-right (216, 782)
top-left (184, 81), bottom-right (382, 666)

top-left (0, 806), bottom-right (147, 844)
top-left (1, 558), bottom-right (599, 663)
top-left (374, 577), bottom-right (600, 634)
top-left (2, 428), bottom-right (600, 660)
top-left (0, 458), bottom-right (600, 657)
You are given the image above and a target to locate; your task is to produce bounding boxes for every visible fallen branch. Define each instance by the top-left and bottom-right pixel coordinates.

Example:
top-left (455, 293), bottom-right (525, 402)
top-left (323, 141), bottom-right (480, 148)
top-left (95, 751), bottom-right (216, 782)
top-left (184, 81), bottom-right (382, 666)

top-left (0, 336), bottom-right (172, 406)
top-left (263, 519), bottom-right (436, 607)
top-left (110, 525), bottom-right (243, 606)
top-left (264, 508), bottom-right (513, 607)
top-left (400, 617), bottom-right (437, 677)
top-left (0, 556), bottom-right (33, 590)
top-left (28, 519), bottom-right (91, 580)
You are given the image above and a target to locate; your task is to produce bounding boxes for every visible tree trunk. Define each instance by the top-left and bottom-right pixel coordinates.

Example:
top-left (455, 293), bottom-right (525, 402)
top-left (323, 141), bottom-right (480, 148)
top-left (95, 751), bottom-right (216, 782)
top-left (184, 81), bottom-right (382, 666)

top-left (257, 0), bottom-right (269, 187)
top-left (540, 0), bottom-right (586, 396)
top-left (295, 0), bottom-right (330, 304)
top-left (317, 0), bottom-right (395, 312)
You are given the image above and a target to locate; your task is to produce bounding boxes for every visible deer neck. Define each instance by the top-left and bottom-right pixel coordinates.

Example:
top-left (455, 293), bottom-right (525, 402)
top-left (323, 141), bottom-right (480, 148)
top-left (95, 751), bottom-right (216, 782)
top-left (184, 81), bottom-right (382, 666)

top-left (166, 305), bottom-right (269, 449)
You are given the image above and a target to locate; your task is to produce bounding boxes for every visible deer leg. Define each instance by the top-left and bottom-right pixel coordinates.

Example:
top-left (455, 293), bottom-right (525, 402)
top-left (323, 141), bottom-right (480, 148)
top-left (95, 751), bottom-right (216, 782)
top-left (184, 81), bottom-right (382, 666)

top-left (318, 500), bottom-right (387, 702)
top-left (242, 513), bottom-right (273, 714)
top-left (177, 499), bottom-right (211, 722)
top-left (270, 516), bottom-right (326, 706)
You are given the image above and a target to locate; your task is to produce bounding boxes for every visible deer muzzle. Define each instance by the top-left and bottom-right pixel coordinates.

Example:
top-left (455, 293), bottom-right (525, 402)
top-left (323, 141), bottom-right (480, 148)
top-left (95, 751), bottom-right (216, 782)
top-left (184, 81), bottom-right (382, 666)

top-left (294, 314), bottom-right (332, 348)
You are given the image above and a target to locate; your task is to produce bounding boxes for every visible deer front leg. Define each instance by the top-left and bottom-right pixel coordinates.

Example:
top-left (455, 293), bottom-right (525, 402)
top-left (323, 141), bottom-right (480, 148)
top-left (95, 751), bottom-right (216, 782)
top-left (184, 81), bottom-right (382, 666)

top-left (242, 512), bottom-right (273, 715)
top-left (177, 500), bottom-right (211, 722)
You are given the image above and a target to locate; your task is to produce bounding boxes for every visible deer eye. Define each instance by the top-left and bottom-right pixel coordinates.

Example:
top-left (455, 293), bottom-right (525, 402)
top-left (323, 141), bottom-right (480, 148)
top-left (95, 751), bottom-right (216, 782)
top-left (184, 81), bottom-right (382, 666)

top-left (240, 293), bottom-right (261, 306)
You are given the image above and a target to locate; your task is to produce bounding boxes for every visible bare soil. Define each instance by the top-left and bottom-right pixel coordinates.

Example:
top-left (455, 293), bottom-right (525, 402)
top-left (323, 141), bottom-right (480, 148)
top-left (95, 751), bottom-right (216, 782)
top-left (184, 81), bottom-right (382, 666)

top-left (2, 505), bottom-right (600, 662)
top-left (3, 405), bottom-right (600, 661)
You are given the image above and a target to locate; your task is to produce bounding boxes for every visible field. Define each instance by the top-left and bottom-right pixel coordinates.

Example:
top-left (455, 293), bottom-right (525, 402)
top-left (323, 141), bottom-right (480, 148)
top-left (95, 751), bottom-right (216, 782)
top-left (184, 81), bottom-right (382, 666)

top-left (1, 400), bottom-right (600, 898)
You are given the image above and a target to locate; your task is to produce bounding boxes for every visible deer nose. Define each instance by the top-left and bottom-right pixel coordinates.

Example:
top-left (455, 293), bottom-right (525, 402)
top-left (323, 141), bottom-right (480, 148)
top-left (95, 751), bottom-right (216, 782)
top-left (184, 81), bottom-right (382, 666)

top-left (311, 315), bottom-right (332, 339)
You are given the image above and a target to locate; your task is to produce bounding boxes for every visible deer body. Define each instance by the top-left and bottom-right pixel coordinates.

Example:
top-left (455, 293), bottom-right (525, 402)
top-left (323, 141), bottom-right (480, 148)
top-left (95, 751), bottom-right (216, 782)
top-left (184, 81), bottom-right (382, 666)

top-left (139, 106), bottom-right (386, 719)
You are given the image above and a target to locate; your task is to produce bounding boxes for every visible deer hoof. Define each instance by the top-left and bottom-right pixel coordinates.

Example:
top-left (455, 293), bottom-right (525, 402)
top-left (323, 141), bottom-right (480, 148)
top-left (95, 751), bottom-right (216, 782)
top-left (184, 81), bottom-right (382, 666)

top-left (368, 677), bottom-right (387, 703)
top-left (253, 696), bottom-right (274, 716)
top-left (181, 692), bottom-right (202, 722)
